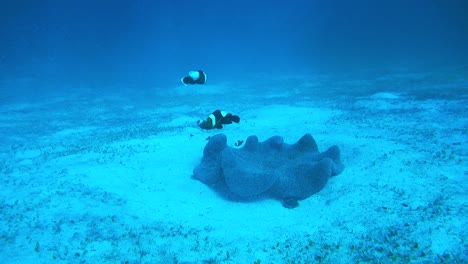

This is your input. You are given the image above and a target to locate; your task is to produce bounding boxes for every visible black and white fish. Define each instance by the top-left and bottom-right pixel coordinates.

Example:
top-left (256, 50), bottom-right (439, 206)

top-left (181, 70), bottom-right (207, 86)
top-left (197, 109), bottom-right (240, 130)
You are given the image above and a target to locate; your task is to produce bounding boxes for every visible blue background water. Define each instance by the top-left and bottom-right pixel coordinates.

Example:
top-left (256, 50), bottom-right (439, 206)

top-left (1, 0), bottom-right (467, 99)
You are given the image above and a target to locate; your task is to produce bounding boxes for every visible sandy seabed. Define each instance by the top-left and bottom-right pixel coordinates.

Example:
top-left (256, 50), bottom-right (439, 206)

top-left (0, 71), bottom-right (466, 263)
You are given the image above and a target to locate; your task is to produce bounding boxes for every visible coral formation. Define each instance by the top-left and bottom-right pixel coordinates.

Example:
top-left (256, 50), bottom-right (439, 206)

top-left (193, 133), bottom-right (344, 207)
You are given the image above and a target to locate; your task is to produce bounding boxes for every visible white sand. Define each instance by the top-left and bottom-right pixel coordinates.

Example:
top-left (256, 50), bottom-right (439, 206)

top-left (0, 73), bottom-right (466, 263)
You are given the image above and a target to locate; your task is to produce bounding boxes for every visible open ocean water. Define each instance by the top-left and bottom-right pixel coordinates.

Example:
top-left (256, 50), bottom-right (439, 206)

top-left (1, 1), bottom-right (467, 263)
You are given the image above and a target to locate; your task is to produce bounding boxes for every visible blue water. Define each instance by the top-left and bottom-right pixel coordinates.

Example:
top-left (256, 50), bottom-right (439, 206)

top-left (0, 1), bottom-right (467, 263)
top-left (1, 0), bottom-right (467, 98)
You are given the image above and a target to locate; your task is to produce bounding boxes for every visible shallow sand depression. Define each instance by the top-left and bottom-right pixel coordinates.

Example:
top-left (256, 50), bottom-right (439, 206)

top-left (0, 72), bottom-right (466, 263)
